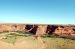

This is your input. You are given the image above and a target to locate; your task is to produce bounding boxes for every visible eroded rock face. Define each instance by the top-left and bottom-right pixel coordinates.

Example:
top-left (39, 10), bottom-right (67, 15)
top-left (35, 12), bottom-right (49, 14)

top-left (0, 24), bottom-right (26, 32)
top-left (46, 25), bottom-right (58, 35)
top-left (54, 26), bottom-right (65, 36)
top-left (36, 25), bottom-right (47, 36)
top-left (54, 26), bottom-right (75, 36)
top-left (0, 24), bottom-right (75, 36)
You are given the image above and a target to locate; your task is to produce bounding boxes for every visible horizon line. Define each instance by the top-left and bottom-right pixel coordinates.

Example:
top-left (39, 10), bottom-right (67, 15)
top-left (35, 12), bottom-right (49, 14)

top-left (0, 22), bottom-right (75, 25)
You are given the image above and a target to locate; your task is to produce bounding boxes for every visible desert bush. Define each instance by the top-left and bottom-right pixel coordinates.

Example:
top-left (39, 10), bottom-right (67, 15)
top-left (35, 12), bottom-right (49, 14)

top-left (61, 36), bottom-right (75, 40)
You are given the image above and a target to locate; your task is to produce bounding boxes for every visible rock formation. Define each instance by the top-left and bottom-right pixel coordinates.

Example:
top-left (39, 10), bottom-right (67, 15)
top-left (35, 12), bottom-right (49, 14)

top-left (0, 24), bottom-right (75, 36)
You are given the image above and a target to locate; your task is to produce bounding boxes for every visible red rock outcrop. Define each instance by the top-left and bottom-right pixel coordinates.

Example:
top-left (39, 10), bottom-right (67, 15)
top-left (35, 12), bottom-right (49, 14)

top-left (0, 24), bottom-right (25, 32)
top-left (36, 25), bottom-right (47, 36)
top-left (0, 24), bottom-right (75, 36)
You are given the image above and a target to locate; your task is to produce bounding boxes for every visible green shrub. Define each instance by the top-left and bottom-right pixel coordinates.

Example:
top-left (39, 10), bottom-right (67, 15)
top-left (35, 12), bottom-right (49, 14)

top-left (62, 36), bottom-right (75, 40)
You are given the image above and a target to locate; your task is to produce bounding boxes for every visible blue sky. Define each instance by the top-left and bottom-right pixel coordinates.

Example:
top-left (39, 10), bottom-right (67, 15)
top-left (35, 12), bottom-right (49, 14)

top-left (0, 0), bottom-right (75, 24)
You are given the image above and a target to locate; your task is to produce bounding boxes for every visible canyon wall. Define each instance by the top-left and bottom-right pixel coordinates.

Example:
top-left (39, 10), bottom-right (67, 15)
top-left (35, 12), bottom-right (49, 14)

top-left (0, 24), bottom-right (75, 36)
top-left (0, 24), bottom-right (25, 32)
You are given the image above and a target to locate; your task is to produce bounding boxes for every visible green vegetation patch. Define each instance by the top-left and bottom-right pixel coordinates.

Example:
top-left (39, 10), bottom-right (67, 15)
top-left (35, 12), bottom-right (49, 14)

top-left (2, 34), bottom-right (16, 44)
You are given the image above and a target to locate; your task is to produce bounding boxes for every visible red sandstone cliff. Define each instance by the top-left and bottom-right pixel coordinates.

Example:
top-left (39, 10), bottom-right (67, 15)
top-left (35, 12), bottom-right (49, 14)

top-left (0, 24), bottom-right (75, 36)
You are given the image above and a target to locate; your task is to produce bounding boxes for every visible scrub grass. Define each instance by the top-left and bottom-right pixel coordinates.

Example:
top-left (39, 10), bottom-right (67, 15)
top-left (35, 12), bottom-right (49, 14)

top-left (0, 32), bottom-right (75, 49)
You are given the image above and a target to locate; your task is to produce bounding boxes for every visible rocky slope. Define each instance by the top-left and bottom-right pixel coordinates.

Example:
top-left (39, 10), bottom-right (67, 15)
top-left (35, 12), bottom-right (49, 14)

top-left (0, 24), bottom-right (75, 36)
